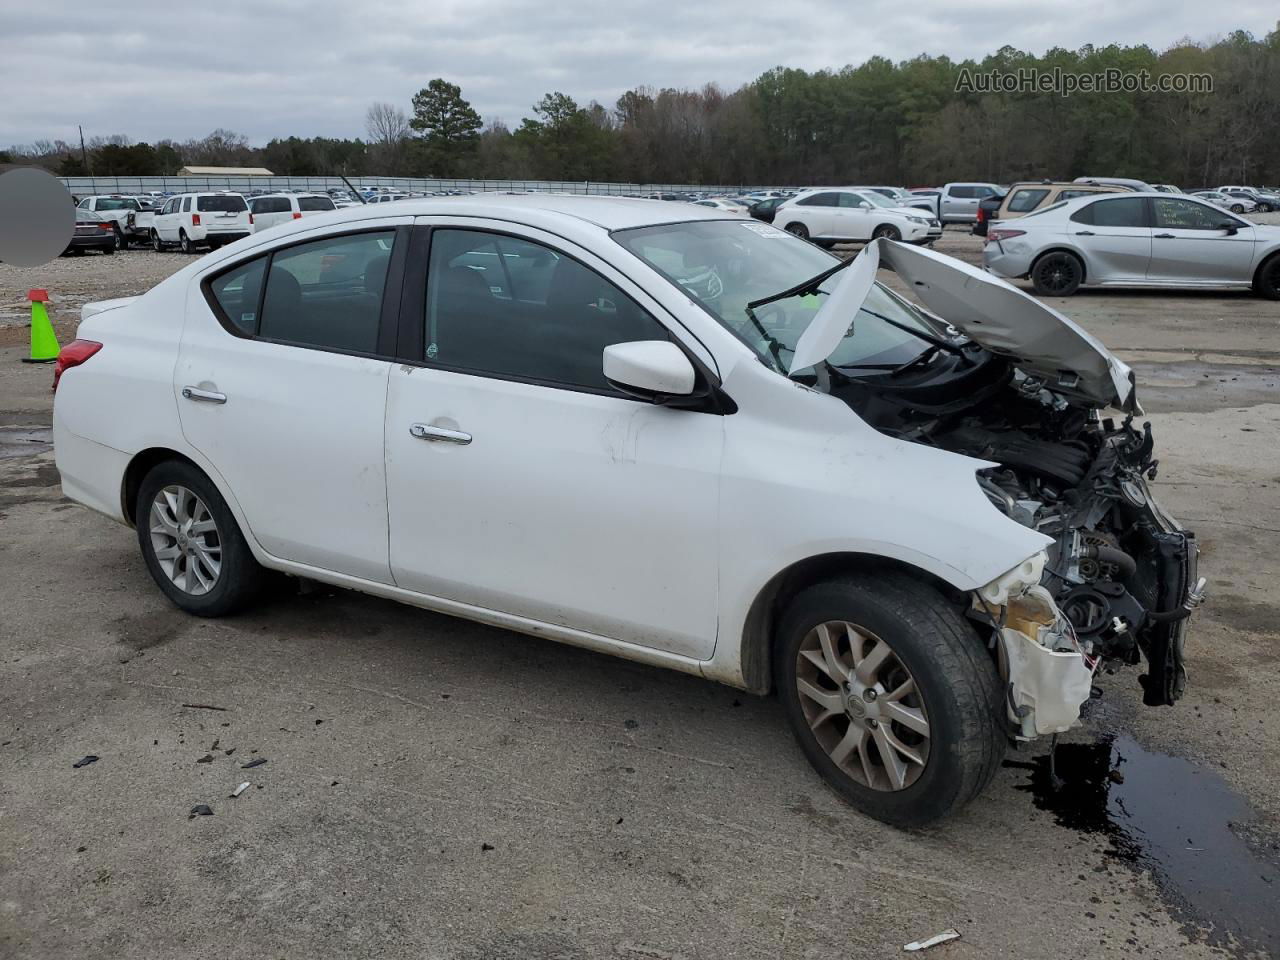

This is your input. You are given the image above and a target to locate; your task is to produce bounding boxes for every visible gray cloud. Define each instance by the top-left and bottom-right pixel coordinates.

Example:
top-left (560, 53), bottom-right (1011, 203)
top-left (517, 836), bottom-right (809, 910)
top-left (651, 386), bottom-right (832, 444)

top-left (2, 0), bottom-right (1275, 146)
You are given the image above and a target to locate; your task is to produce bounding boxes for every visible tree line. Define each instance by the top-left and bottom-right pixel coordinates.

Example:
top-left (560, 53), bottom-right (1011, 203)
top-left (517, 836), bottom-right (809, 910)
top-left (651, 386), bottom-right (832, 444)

top-left (5, 26), bottom-right (1278, 188)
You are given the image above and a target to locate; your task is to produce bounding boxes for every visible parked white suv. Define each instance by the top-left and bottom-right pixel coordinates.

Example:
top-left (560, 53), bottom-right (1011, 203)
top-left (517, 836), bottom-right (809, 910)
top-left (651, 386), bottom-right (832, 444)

top-left (248, 193), bottom-right (338, 233)
top-left (150, 193), bottom-right (252, 253)
top-left (52, 195), bottom-right (1200, 826)
top-left (775, 188), bottom-right (940, 246)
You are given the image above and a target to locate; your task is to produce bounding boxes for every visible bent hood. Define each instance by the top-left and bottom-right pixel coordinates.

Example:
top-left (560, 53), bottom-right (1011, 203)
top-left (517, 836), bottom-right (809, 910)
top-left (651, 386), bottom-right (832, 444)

top-left (789, 238), bottom-right (1138, 411)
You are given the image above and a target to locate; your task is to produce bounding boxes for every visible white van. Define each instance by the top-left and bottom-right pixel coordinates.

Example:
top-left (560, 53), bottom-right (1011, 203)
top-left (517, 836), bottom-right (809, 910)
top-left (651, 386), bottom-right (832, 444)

top-left (150, 193), bottom-right (252, 253)
top-left (247, 193), bottom-right (337, 233)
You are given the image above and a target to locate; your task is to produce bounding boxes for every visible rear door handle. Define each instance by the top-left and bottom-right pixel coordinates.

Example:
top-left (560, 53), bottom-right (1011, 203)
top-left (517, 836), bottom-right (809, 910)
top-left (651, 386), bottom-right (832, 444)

top-left (182, 386), bottom-right (227, 404)
top-left (1154, 233), bottom-right (1176, 239)
top-left (410, 423), bottom-right (471, 445)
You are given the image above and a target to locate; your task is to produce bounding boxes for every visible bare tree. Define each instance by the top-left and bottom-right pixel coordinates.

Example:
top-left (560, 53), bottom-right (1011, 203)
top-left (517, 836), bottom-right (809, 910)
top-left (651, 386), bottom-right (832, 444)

top-left (366, 102), bottom-right (410, 174)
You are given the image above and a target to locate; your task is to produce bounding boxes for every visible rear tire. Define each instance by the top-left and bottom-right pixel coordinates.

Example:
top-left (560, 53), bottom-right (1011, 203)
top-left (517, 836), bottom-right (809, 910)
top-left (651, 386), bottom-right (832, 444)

top-left (1254, 254), bottom-right (1280, 300)
top-left (179, 230), bottom-right (194, 254)
top-left (113, 224), bottom-right (128, 251)
top-left (136, 460), bottom-right (266, 617)
top-left (775, 574), bottom-right (1006, 827)
top-left (1031, 251), bottom-right (1084, 297)
top-left (784, 222), bottom-right (809, 241)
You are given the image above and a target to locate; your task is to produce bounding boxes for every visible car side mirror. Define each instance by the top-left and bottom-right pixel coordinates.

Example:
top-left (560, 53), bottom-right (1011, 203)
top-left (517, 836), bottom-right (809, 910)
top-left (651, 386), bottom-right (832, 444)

top-left (1219, 222), bottom-right (1240, 235)
top-left (603, 341), bottom-right (696, 404)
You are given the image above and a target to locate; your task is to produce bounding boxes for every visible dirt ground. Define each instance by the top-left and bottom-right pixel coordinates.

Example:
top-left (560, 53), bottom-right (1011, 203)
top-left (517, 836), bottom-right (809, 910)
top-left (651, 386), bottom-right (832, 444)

top-left (1, 223), bottom-right (1278, 960)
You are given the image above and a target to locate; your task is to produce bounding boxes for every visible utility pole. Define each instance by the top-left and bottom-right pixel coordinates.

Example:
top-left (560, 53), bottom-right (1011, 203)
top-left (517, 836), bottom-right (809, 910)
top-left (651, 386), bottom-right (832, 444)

top-left (78, 125), bottom-right (90, 174)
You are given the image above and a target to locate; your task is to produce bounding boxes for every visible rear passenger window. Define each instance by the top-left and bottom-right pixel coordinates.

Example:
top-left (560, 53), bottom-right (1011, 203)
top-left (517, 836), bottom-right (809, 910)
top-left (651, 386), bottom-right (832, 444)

top-left (1088, 197), bottom-right (1148, 228)
top-left (205, 232), bottom-right (395, 354)
top-left (209, 257), bottom-right (267, 334)
top-left (1007, 189), bottom-right (1049, 213)
top-left (797, 192), bottom-right (840, 207)
top-left (258, 232), bottom-right (394, 354)
top-left (423, 229), bottom-right (670, 392)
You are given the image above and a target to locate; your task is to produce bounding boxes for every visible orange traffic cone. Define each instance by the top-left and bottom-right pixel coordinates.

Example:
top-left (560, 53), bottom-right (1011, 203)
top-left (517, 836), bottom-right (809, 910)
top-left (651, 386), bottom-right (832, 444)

top-left (23, 289), bottom-right (59, 364)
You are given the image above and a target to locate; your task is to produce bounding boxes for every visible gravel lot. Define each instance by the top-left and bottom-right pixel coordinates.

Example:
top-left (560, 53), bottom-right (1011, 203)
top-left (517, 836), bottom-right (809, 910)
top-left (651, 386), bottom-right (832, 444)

top-left (2, 223), bottom-right (1279, 959)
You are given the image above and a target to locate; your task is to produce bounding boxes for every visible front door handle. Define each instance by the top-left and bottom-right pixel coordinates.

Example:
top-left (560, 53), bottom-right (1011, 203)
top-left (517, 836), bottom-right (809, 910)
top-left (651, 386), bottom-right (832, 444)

top-left (1073, 230), bottom-right (1095, 236)
top-left (1154, 233), bottom-right (1176, 239)
top-left (182, 386), bottom-right (227, 404)
top-left (410, 423), bottom-right (471, 445)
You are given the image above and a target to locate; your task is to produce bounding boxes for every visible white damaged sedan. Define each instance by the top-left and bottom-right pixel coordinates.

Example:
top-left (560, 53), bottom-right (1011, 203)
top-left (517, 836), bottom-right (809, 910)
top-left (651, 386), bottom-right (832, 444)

top-left (52, 196), bottom-right (1202, 825)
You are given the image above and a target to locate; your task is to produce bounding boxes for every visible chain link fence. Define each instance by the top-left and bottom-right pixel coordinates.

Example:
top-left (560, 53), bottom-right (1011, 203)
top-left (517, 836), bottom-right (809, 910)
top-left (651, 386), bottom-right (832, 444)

top-left (59, 175), bottom-right (790, 197)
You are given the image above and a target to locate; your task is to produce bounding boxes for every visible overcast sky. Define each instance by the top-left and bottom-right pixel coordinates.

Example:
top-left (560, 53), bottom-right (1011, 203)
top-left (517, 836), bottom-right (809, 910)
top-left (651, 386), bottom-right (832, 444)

top-left (2, 0), bottom-right (1276, 147)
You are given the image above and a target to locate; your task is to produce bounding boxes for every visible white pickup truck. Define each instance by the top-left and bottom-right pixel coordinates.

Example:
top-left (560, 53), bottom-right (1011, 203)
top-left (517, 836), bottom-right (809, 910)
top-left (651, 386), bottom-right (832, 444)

top-left (73, 195), bottom-right (156, 250)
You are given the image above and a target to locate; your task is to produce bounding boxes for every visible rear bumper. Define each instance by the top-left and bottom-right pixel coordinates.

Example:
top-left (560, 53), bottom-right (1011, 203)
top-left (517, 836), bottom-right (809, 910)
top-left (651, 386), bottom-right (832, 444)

top-left (65, 234), bottom-right (115, 252)
top-left (982, 245), bottom-right (1032, 279)
top-left (52, 415), bottom-right (130, 524)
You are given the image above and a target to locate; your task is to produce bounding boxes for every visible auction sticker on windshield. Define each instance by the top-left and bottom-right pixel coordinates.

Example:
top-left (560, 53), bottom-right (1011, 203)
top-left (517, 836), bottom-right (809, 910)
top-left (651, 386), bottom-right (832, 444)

top-left (739, 222), bottom-right (788, 238)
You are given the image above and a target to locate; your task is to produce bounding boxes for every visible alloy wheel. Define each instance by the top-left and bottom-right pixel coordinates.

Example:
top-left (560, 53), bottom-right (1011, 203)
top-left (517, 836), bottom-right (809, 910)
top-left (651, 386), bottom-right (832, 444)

top-left (149, 485), bottom-right (221, 595)
top-left (795, 620), bottom-right (931, 791)
top-left (1040, 256), bottom-right (1079, 294)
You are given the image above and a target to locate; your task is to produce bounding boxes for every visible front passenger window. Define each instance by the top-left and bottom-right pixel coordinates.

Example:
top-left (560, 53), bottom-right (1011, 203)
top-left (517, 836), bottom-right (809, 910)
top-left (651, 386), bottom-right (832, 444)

top-left (423, 229), bottom-right (671, 392)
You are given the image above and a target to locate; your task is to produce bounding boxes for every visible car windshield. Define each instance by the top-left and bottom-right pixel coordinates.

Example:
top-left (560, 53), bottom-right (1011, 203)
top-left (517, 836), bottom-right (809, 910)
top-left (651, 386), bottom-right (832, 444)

top-left (614, 219), bottom-right (945, 375)
top-left (197, 195), bottom-right (248, 212)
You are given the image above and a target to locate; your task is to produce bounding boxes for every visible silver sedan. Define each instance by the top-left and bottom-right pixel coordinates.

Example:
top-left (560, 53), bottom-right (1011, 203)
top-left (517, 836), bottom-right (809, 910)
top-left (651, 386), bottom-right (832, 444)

top-left (982, 192), bottom-right (1280, 298)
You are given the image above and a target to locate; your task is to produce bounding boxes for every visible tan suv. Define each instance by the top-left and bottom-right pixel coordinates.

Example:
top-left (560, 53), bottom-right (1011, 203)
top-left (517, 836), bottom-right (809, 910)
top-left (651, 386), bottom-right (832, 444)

top-left (974, 181), bottom-right (1132, 236)
top-left (998, 181), bottom-right (1130, 219)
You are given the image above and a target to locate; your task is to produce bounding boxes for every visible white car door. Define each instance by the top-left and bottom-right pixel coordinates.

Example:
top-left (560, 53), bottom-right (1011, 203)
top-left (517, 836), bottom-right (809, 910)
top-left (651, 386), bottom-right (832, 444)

top-left (155, 199), bottom-right (177, 240)
top-left (175, 221), bottom-right (408, 582)
top-left (834, 192), bottom-right (875, 240)
top-left (1148, 197), bottom-right (1256, 284)
top-left (382, 220), bottom-right (724, 658)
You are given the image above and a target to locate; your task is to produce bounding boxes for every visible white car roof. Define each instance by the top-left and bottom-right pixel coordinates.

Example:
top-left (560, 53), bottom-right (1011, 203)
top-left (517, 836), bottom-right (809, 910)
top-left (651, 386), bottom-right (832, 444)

top-left (274, 193), bottom-right (739, 232)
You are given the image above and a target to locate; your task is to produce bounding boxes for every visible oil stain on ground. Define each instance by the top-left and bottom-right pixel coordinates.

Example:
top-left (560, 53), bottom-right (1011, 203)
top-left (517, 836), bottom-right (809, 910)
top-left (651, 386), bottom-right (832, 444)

top-left (1008, 736), bottom-right (1278, 957)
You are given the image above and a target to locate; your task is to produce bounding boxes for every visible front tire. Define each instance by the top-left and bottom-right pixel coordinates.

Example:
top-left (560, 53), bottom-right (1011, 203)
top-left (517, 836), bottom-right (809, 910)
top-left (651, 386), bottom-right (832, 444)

top-left (136, 460), bottom-right (265, 617)
top-left (1230, 203), bottom-right (1244, 214)
top-left (775, 574), bottom-right (1005, 827)
top-left (872, 224), bottom-right (901, 241)
top-left (784, 222), bottom-right (809, 241)
top-left (151, 230), bottom-right (165, 252)
top-left (1031, 251), bottom-right (1084, 296)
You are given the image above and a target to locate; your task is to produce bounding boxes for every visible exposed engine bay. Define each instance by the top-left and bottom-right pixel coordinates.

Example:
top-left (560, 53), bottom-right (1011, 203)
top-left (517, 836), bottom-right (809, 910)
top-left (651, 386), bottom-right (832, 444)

top-left (820, 340), bottom-right (1204, 717)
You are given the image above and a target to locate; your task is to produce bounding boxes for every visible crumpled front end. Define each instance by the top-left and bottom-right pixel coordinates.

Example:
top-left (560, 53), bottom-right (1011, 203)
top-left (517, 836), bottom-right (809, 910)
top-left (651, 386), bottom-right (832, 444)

top-left (973, 555), bottom-right (1096, 738)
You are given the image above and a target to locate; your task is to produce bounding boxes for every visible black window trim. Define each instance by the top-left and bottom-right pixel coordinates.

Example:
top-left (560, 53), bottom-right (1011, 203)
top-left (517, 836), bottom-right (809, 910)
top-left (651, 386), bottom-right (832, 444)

top-left (393, 223), bottom-right (733, 414)
top-left (199, 224), bottom-right (409, 362)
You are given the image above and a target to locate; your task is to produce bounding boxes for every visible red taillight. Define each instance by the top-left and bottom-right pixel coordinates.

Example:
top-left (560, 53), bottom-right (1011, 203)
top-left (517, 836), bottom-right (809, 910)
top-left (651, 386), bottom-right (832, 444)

top-left (987, 228), bottom-right (1026, 243)
top-left (248, 213), bottom-right (255, 225)
top-left (100, 222), bottom-right (114, 230)
top-left (53, 340), bottom-right (102, 392)
top-left (191, 213), bottom-right (201, 226)
top-left (292, 212), bottom-right (302, 220)
top-left (976, 207), bottom-right (987, 222)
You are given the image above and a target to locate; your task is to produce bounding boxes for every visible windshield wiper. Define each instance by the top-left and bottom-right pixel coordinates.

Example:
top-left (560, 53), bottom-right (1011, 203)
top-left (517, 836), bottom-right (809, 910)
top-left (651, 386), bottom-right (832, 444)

top-left (746, 255), bottom-right (854, 311)
top-left (859, 307), bottom-right (965, 356)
